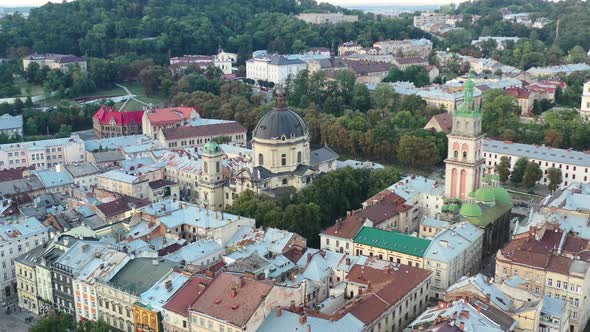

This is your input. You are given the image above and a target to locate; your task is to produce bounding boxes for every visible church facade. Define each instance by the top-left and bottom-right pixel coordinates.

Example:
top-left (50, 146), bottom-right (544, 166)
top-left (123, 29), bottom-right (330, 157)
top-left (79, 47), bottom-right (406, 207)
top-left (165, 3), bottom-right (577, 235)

top-left (193, 89), bottom-right (338, 210)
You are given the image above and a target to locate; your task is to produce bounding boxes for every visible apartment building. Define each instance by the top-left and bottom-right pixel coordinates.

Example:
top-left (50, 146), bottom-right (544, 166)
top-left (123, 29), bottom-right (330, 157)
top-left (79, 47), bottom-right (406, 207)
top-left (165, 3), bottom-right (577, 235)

top-left (72, 249), bottom-right (130, 322)
top-left (188, 272), bottom-right (304, 332)
top-left (97, 170), bottom-right (152, 200)
top-left (162, 276), bottom-right (211, 332)
top-left (23, 53), bottom-right (87, 72)
top-left (353, 227), bottom-right (431, 269)
top-left (0, 217), bottom-right (48, 303)
top-left (495, 223), bottom-right (590, 332)
top-left (169, 50), bottom-right (236, 75)
top-left (0, 114), bottom-right (23, 138)
top-left (483, 139), bottom-right (590, 186)
top-left (245, 55), bottom-right (307, 85)
top-left (58, 162), bottom-right (101, 192)
top-left (295, 12), bottom-right (358, 24)
top-left (51, 240), bottom-right (108, 316)
top-left (96, 258), bottom-right (176, 332)
top-left (141, 107), bottom-right (199, 139)
top-left (420, 220), bottom-right (484, 299)
top-left (158, 121), bottom-right (247, 149)
top-left (0, 135), bottom-right (85, 170)
top-left (373, 39), bottom-right (433, 57)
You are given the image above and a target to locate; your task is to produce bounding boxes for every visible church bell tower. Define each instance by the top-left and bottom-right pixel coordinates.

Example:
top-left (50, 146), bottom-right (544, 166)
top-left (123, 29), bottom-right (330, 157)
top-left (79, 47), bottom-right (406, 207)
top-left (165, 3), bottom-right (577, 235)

top-left (444, 75), bottom-right (485, 199)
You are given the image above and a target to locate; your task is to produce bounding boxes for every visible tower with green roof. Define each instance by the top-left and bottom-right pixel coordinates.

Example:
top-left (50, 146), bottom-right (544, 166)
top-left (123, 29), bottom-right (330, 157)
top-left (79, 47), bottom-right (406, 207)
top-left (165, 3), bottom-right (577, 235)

top-left (444, 75), bottom-right (486, 200)
top-left (199, 140), bottom-right (225, 210)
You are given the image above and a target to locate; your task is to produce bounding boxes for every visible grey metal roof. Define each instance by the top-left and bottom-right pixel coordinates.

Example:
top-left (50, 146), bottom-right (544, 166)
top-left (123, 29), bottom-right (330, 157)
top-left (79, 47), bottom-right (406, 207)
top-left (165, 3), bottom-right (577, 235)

top-left (310, 146), bottom-right (338, 166)
top-left (483, 139), bottom-right (590, 167)
top-left (253, 109), bottom-right (307, 140)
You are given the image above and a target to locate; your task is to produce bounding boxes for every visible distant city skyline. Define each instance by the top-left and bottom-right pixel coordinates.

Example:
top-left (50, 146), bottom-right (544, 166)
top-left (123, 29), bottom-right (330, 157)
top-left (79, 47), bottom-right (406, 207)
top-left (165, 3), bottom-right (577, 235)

top-left (1, 0), bottom-right (464, 7)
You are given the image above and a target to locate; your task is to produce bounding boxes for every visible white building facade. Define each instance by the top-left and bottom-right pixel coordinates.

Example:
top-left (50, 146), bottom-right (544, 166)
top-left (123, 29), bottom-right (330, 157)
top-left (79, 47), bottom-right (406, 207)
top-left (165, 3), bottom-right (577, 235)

top-left (0, 217), bottom-right (48, 303)
top-left (0, 135), bottom-right (85, 170)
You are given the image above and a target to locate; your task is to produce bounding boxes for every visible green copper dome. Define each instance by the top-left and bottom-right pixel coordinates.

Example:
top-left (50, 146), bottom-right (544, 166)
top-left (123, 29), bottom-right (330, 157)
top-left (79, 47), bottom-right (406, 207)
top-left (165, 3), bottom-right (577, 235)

top-left (460, 203), bottom-right (482, 218)
top-left (491, 187), bottom-right (512, 205)
top-left (473, 188), bottom-right (495, 203)
top-left (203, 141), bottom-right (220, 154)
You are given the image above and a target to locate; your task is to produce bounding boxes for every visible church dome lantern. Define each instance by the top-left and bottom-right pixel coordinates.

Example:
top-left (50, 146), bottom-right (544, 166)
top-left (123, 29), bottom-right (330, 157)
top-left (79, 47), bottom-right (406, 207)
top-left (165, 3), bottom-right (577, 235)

top-left (253, 88), bottom-right (308, 141)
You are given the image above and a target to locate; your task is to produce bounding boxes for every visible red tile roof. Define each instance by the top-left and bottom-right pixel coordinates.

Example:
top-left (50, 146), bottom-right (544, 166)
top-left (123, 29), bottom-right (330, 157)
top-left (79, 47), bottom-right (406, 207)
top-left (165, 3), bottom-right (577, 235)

top-left (358, 201), bottom-right (410, 226)
top-left (189, 272), bottom-right (274, 328)
top-left (429, 112), bottom-right (453, 133)
top-left (505, 87), bottom-right (532, 99)
top-left (322, 213), bottom-right (366, 239)
top-left (146, 107), bottom-right (199, 126)
top-left (96, 196), bottom-right (150, 218)
top-left (346, 264), bottom-right (431, 324)
top-left (93, 106), bottom-right (144, 126)
top-left (162, 122), bottom-right (246, 140)
top-left (163, 276), bottom-right (212, 316)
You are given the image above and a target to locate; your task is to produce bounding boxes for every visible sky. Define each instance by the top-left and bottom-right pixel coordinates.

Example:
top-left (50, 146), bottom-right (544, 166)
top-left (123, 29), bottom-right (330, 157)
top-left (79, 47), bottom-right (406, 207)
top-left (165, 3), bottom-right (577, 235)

top-left (0, 0), bottom-right (462, 7)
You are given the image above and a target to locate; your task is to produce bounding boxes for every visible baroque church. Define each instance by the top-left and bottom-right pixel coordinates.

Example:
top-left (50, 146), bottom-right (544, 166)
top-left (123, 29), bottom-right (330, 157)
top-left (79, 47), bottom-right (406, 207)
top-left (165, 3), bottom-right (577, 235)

top-left (198, 89), bottom-right (338, 210)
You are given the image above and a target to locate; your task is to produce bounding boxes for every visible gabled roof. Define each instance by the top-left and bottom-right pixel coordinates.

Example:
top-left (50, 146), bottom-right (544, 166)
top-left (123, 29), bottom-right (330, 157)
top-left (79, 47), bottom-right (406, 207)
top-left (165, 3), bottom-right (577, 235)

top-left (189, 272), bottom-right (274, 328)
top-left (161, 122), bottom-right (246, 140)
top-left (353, 227), bottom-right (431, 257)
top-left (96, 196), bottom-right (150, 218)
top-left (146, 107), bottom-right (199, 126)
top-left (163, 276), bottom-right (211, 316)
top-left (93, 106), bottom-right (144, 126)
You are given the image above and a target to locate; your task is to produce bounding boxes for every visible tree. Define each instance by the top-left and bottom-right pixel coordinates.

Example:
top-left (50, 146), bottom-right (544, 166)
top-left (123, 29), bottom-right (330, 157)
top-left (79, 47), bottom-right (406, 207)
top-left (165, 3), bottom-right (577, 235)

top-left (496, 156), bottom-right (511, 183)
top-left (523, 161), bottom-right (542, 189)
top-left (567, 45), bottom-right (587, 64)
top-left (547, 167), bottom-right (562, 193)
top-left (384, 66), bottom-right (430, 87)
top-left (32, 313), bottom-right (75, 332)
top-left (510, 157), bottom-right (529, 185)
top-left (372, 83), bottom-right (396, 109)
top-left (138, 65), bottom-right (169, 97)
top-left (396, 135), bottom-right (440, 168)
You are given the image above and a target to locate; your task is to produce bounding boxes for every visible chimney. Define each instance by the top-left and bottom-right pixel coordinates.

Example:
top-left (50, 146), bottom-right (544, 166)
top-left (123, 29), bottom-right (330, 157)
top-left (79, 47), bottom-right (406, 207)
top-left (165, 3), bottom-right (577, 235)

top-left (231, 287), bottom-right (237, 297)
top-left (307, 324), bottom-right (311, 332)
top-left (459, 322), bottom-right (465, 331)
top-left (299, 314), bottom-right (307, 325)
top-left (276, 306), bottom-right (282, 317)
top-left (319, 249), bottom-right (326, 258)
top-left (239, 276), bottom-right (245, 288)
top-left (307, 253), bottom-right (312, 263)
top-left (477, 304), bottom-right (482, 313)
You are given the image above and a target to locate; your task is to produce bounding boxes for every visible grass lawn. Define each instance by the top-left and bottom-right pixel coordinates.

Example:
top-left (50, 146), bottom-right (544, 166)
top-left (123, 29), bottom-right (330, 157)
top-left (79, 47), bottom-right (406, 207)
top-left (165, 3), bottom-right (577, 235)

top-left (13, 77), bottom-right (44, 97)
top-left (117, 99), bottom-right (146, 111)
top-left (83, 85), bottom-right (127, 97)
top-left (125, 82), bottom-right (167, 106)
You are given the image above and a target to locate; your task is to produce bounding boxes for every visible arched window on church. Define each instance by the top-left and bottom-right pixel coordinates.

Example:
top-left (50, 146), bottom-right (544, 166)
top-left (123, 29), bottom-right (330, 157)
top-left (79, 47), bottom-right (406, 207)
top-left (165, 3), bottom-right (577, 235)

top-left (216, 161), bottom-right (220, 173)
top-left (297, 151), bottom-right (302, 163)
top-left (258, 153), bottom-right (264, 166)
top-left (281, 154), bottom-right (287, 166)
top-left (204, 161), bottom-right (208, 173)
top-left (463, 151), bottom-right (467, 161)
top-left (454, 150), bottom-right (459, 159)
